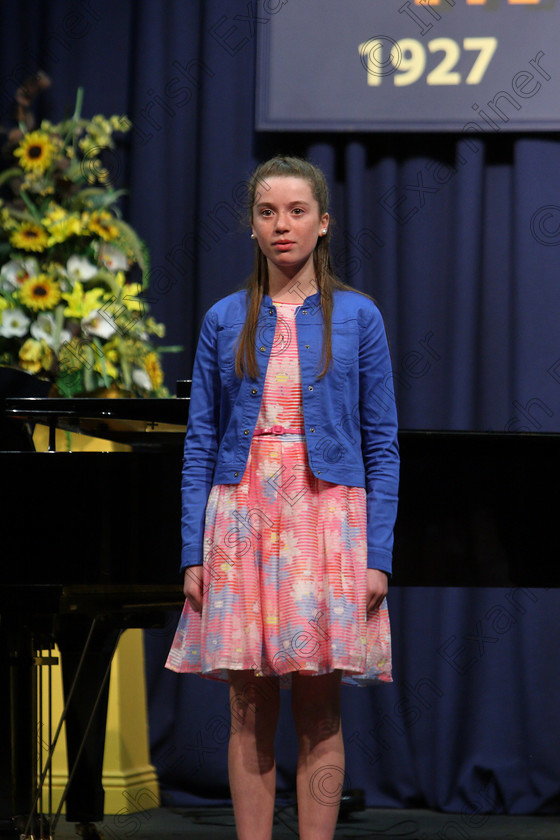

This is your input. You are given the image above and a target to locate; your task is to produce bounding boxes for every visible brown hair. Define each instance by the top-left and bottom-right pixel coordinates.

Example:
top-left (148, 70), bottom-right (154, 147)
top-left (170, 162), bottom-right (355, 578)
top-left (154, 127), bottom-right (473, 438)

top-left (234, 155), bottom-right (373, 380)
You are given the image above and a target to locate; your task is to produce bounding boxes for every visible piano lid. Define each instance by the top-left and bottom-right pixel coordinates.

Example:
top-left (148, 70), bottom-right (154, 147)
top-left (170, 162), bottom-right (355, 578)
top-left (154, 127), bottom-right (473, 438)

top-left (4, 394), bottom-right (189, 447)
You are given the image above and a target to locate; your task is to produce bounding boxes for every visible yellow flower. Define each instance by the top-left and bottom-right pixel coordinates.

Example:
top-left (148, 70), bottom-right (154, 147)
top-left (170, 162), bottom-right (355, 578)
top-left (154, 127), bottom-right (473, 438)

top-left (88, 211), bottom-right (119, 241)
top-left (19, 274), bottom-right (62, 311)
top-left (145, 316), bottom-right (165, 338)
top-left (0, 208), bottom-right (17, 230)
top-left (93, 354), bottom-right (118, 379)
top-left (143, 352), bottom-right (163, 390)
top-left (100, 338), bottom-right (119, 363)
top-left (61, 281), bottom-right (105, 318)
top-left (19, 338), bottom-right (53, 373)
top-left (20, 170), bottom-right (56, 196)
top-left (43, 205), bottom-right (67, 224)
top-left (10, 222), bottom-right (49, 252)
top-left (110, 115), bottom-right (131, 132)
top-left (110, 271), bottom-right (144, 312)
top-left (14, 130), bottom-right (58, 174)
top-left (46, 215), bottom-right (83, 246)
top-left (42, 205), bottom-right (84, 245)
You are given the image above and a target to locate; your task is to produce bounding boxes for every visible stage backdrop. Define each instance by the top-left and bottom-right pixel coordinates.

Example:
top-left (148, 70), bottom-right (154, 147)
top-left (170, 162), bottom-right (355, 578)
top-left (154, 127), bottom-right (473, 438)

top-left (1, 0), bottom-right (559, 816)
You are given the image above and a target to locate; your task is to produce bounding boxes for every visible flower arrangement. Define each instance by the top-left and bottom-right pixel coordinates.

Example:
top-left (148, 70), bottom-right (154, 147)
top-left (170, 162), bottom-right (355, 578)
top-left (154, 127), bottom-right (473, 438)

top-left (0, 80), bottom-right (176, 397)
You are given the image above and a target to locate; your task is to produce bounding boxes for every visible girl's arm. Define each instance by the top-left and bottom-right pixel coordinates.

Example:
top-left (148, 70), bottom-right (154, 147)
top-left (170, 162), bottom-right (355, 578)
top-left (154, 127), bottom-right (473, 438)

top-left (358, 303), bottom-right (400, 578)
top-left (180, 309), bottom-right (221, 573)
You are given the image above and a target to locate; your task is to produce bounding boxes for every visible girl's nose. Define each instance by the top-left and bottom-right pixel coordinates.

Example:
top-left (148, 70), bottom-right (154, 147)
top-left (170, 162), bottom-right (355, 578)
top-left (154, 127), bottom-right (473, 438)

top-left (275, 213), bottom-right (290, 231)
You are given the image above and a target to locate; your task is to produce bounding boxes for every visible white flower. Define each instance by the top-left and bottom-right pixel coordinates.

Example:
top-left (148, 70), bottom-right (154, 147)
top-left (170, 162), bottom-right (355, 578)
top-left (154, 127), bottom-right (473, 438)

top-left (30, 312), bottom-right (71, 349)
top-left (0, 259), bottom-right (39, 290)
top-left (66, 256), bottom-right (99, 283)
top-left (98, 243), bottom-right (129, 272)
top-left (0, 308), bottom-right (31, 337)
top-left (132, 367), bottom-right (152, 391)
top-left (81, 309), bottom-right (117, 339)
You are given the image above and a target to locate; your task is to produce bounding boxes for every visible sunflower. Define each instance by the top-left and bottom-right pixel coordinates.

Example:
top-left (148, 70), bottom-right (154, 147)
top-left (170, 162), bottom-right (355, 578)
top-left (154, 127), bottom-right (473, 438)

top-left (10, 222), bottom-right (49, 252)
top-left (14, 130), bottom-right (58, 174)
top-left (88, 210), bottom-right (119, 241)
top-left (19, 274), bottom-right (62, 311)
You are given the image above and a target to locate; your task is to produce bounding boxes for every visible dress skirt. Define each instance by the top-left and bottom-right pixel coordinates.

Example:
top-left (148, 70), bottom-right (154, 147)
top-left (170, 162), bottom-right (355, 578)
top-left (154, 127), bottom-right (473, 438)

top-left (165, 300), bottom-right (392, 687)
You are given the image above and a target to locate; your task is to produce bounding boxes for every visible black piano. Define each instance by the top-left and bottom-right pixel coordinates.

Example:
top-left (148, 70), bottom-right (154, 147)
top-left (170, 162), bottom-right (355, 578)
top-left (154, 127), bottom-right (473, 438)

top-left (0, 392), bottom-right (189, 839)
top-left (1, 389), bottom-right (558, 837)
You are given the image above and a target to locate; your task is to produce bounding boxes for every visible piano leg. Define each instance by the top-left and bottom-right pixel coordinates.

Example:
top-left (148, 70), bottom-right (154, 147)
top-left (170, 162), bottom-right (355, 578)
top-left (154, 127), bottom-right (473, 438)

top-left (0, 625), bottom-right (40, 837)
top-left (55, 616), bottom-right (121, 833)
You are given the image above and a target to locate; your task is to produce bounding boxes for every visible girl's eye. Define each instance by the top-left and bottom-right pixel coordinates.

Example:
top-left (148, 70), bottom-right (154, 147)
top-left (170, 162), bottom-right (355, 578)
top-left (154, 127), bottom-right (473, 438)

top-left (261, 209), bottom-right (273, 217)
top-left (292, 208), bottom-right (304, 215)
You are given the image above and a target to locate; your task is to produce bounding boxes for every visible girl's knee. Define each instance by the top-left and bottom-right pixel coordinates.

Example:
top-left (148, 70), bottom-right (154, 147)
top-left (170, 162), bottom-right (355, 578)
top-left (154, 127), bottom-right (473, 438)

top-left (291, 672), bottom-right (342, 743)
top-left (229, 671), bottom-right (280, 731)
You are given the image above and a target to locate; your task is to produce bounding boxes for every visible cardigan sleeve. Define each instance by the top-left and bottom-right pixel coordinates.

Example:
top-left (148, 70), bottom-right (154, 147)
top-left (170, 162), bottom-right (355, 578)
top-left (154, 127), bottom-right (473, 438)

top-left (358, 303), bottom-right (400, 575)
top-left (180, 309), bottom-right (221, 571)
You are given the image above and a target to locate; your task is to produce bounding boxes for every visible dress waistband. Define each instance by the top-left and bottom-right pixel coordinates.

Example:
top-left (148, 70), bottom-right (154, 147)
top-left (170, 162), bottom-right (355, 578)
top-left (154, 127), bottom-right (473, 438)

top-left (253, 425), bottom-right (304, 436)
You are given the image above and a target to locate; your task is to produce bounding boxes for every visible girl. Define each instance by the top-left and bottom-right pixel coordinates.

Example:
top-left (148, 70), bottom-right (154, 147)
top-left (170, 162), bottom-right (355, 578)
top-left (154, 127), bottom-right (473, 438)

top-left (166, 155), bottom-right (399, 840)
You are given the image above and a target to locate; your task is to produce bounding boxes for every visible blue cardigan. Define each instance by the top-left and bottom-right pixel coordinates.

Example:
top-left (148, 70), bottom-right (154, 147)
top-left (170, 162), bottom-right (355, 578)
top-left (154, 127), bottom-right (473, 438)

top-left (180, 288), bottom-right (399, 575)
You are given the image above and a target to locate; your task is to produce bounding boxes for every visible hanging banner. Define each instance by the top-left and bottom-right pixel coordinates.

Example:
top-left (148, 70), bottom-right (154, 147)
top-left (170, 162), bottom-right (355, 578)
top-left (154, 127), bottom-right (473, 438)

top-left (255, 0), bottom-right (559, 132)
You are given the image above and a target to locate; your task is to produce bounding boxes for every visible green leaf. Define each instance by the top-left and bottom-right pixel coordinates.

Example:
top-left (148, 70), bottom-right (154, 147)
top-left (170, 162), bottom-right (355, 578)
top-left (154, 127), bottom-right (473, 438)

top-left (120, 355), bottom-right (132, 390)
top-left (0, 167), bottom-right (24, 187)
top-left (56, 369), bottom-right (84, 397)
top-left (1, 208), bottom-right (38, 224)
top-left (92, 336), bottom-right (111, 388)
top-left (17, 190), bottom-right (43, 224)
top-left (61, 87), bottom-right (85, 148)
top-left (53, 304), bottom-right (65, 350)
top-left (113, 219), bottom-right (149, 277)
top-left (156, 345), bottom-right (183, 353)
top-left (72, 188), bottom-right (128, 211)
top-left (73, 87), bottom-right (85, 122)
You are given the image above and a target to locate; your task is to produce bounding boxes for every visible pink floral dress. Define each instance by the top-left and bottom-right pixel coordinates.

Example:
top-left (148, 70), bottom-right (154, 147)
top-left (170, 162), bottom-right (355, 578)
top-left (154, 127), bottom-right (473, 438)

top-left (165, 300), bottom-right (392, 686)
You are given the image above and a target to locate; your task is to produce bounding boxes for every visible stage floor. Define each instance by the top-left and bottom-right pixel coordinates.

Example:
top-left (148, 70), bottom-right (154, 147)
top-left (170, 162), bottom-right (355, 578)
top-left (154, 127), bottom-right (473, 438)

top-left (50, 806), bottom-right (560, 839)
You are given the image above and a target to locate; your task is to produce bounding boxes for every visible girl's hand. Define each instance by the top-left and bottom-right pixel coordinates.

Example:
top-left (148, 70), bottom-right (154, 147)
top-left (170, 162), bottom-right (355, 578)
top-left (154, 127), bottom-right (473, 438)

top-left (366, 569), bottom-right (388, 616)
top-left (183, 565), bottom-right (204, 613)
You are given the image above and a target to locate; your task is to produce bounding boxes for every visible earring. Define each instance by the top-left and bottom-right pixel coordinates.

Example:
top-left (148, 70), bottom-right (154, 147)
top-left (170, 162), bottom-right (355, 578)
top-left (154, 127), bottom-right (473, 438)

top-left (251, 233), bottom-right (256, 239)
top-left (321, 229), bottom-right (327, 235)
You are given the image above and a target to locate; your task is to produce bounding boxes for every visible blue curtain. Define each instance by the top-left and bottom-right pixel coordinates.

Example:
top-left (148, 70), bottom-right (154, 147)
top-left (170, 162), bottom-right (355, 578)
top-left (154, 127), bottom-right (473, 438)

top-left (2, 0), bottom-right (559, 814)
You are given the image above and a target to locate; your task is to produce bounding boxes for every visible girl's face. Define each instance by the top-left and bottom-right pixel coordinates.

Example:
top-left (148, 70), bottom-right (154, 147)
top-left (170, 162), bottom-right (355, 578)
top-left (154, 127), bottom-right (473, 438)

top-left (251, 176), bottom-right (329, 277)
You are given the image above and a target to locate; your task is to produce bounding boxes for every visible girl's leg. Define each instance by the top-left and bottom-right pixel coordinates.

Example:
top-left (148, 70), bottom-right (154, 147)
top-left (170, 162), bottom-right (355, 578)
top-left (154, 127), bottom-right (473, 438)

top-left (291, 670), bottom-right (344, 840)
top-left (228, 670), bottom-right (280, 840)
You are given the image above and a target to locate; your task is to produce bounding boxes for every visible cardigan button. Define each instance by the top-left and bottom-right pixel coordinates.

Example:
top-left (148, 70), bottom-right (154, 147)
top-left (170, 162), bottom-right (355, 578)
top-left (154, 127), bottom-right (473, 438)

top-left (302, 309), bottom-right (307, 314)
top-left (310, 427), bottom-right (315, 433)
top-left (259, 346), bottom-right (266, 352)
top-left (234, 471), bottom-right (239, 477)
top-left (251, 388), bottom-right (258, 395)
top-left (305, 344), bottom-right (310, 349)
top-left (308, 385), bottom-right (314, 391)
top-left (244, 429), bottom-right (249, 435)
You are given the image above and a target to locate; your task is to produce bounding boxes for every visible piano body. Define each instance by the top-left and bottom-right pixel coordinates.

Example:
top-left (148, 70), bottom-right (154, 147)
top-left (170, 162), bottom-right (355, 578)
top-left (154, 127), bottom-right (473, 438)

top-left (0, 394), bottom-right (188, 838)
top-left (1, 388), bottom-right (558, 837)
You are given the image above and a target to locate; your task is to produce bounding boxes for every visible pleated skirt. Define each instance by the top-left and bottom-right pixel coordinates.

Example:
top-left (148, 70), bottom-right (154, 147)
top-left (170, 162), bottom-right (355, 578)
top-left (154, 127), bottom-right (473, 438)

top-left (165, 432), bottom-right (392, 687)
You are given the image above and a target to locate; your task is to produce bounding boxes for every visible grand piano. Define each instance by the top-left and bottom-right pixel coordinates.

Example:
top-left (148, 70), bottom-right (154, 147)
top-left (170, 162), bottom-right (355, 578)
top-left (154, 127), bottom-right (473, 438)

top-left (0, 390), bottom-right (189, 839)
top-left (1, 387), bottom-right (558, 838)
